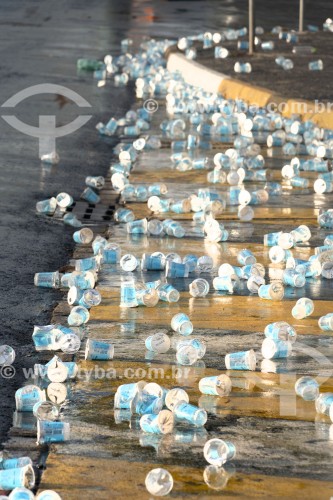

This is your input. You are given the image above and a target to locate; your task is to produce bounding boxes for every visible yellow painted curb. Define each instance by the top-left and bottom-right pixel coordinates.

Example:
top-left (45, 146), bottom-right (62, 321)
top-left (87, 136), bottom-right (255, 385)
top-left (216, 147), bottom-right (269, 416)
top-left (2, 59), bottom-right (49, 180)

top-left (218, 78), bottom-right (274, 108)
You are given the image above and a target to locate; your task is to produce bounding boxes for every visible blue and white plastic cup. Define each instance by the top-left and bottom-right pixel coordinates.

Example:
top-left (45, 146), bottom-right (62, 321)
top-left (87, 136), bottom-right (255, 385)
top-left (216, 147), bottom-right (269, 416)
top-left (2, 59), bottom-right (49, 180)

top-left (32, 325), bottom-right (64, 352)
top-left (157, 283), bottom-right (180, 303)
top-left (144, 468), bottom-right (174, 496)
top-left (85, 339), bottom-right (114, 360)
top-left (15, 386), bottom-right (46, 412)
top-left (65, 283), bottom-right (82, 303)
top-left (165, 221), bottom-right (186, 238)
top-left (120, 278), bottom-right (138, 307)
top-left (242, 263), bottom-right (265, 279)
top-left (143, 382), bottom-right (166, 400)
top-left (68, 306), bottom-right (90, 326)
top-left (56, 190), bottom-right (74, 211)
top-left (147, 219), bottom-right (164, 236)
top-left (75, 256), bottom-right (101, 272)
top-left (58, 332), bottom-right (81, 354)
top-left (258, 282), bottom-right (284, 300)
top-left (261, 338), bottom-right (292, 359)
top-left (264, 321), bottom-right (297, 343)
top-left (0, 465), bottom-right (35, 491)
top-left (114, 208), bottom-right (135, 223)
top-left (136, 289), bottom-right (159, 307)
top-left (73, 228), bottom-right (94, 245)
top-left (318, 313), bottom-right (333, 331)
top-left (165, 388), bottom-right (189, 411)
top-left (269, 246), bottom-right (290, 264)
top-left (120, 254), bottom-right (138, 272)
top-left (199, 375), bottom-right (232, 397)
top-left (213, 276), bottom-right (237, 293)
top-left (135, 185), bottom-right (148, 201)
top-left (140, 410), bottom-right (175, 434)
top-left (176, 345), bottom-right (199, 366)
top-left (63, 213), bottom-right (82, 228)
top-left (177, 339), bottom-right (206, 359)
top-left (189, 278), bottom-right (209, 297)
top-left (171, 313), bottom-right (193, 336)
top-left (126, 218), bottom-right (148, 235)
top-left (131, 391), bottom-right (163, 416)
top-left (78, 289), bottom-right (102, 308)
top-left (165, 260), bottom-right (189, 278)
top-left (247, 275), bottom-right (265, 293)
top-left (315, 393), bottom-right (333, 415)
top-left (290, 176), bottom-right (309, 188)
top-left (290, 225), bottom-right (311, 243)
top-left (295, 376), bottom-right (319, 401)
top-left (237, 249), bottom-right (256, 266)
top-left (218, 264), bottom-right (242, 279)
top-left (229, 186), bottom-right (242, 205)
top-left (145, 332), bottom-right (171, 353)
top-left (36, 198), bottom-right (57, 215)
top-left (34, 272), bottom-right (60, 289)
top-left (309, 59), bottom-right (323, 71)
top-left (46, 356), bottom-right (69, 383)
top-left (68, 270), bottom-right (96, 289)
top-left (225, 349), bottom-right (256, 371)
top-left (114, 381), bottom-right (146, 409)
top-left (292, 297), bottom-right (314, 319)
top-left (283, 269), bottom-right (306, 288)
top-left (141, 252), bottom-right (165, 271)
top-left (86, 175), bottom-right (105, 190)
top-left (173, 401), bottom-right (207, 427)
top-left (33, 401), bottom-right (59, 421)
top-left (165, 252), bottom-right (182, 264)
top-left (148, 183), bottom-right (168, 196)
top-left (81, 187), bottom-right (100, 204)
top-left (196, 255), bottom-right (214, 273)
top-left (147, 196), bottom-right (170, 214)
top-left (101, 243), bottom-right (121, 264)
top-left (37, 421), bottom-right (70, 445)
top-left (0, 345), bottom-right (15, 366)
top-left (170, 199), bottom-right (192, 214)
top-left (92, 235), bottom-right (107, 255)
top-left (277, 232), bottom-right (295, 250)
top-left (203, 439), bottom-right (236, 466)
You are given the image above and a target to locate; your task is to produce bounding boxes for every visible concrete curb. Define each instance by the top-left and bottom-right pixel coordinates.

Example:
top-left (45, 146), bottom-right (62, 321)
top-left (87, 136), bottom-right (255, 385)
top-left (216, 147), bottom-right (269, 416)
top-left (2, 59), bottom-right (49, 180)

top-left (166, 52), bottom-right (333, 129)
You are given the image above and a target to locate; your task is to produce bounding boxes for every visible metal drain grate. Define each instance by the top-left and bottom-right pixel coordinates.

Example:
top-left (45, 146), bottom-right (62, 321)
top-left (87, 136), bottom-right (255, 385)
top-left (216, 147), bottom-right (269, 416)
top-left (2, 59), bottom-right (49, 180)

top-left (67, 201), bottom-right (117, 222)
top-left (47, 193), bottom-right (119, 225)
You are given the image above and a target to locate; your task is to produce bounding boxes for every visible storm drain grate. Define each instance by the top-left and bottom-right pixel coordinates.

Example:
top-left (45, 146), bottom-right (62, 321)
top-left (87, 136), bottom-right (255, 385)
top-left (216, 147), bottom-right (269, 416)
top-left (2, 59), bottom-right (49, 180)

top-left (40, 193), bottom-right (119, 226)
